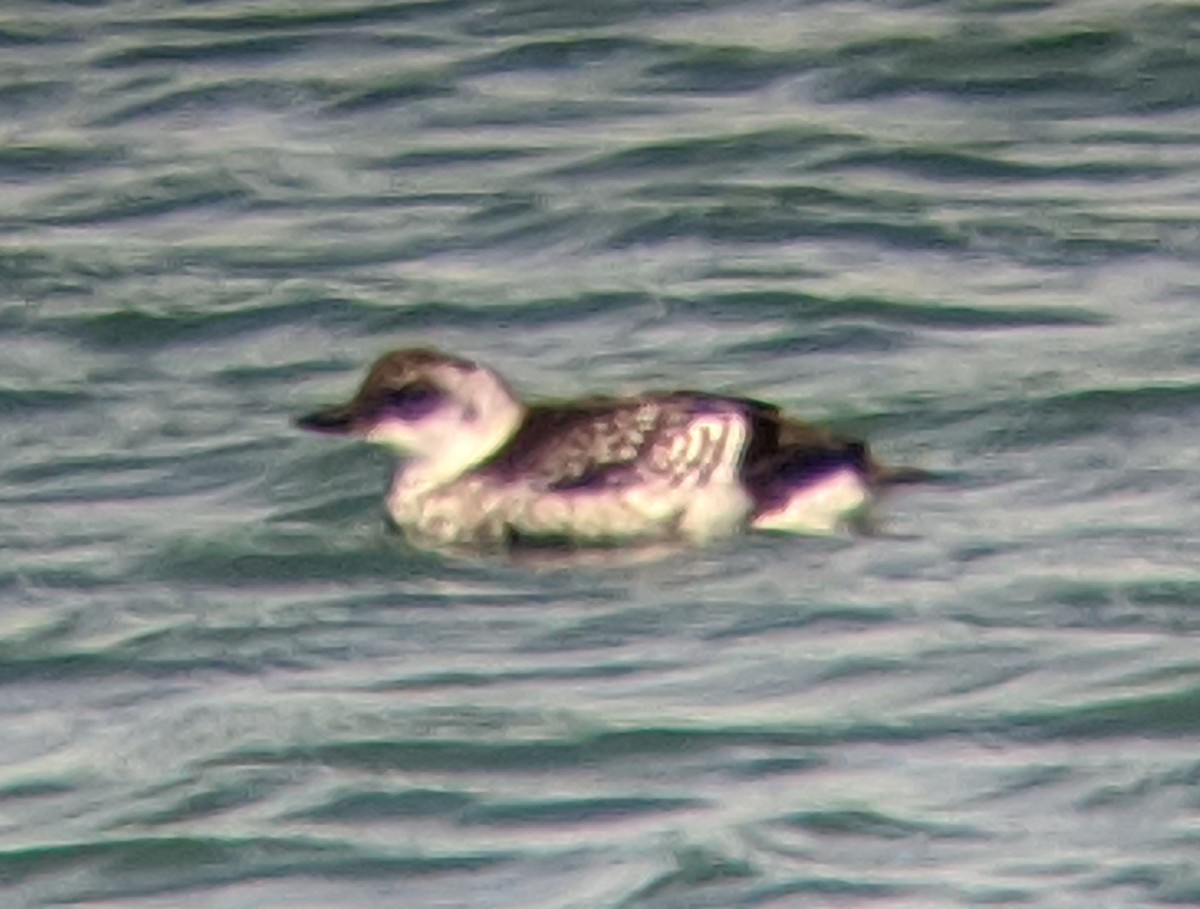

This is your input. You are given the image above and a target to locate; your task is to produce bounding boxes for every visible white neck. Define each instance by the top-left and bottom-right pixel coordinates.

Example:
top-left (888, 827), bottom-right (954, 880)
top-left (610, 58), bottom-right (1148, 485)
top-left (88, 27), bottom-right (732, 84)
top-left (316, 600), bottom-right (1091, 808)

top-left (389, 366), bottom-right (525, 496)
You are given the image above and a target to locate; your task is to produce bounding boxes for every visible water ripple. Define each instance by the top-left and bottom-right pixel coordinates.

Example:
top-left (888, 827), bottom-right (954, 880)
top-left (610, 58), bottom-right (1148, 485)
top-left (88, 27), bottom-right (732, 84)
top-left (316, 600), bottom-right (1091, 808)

top-left (3, 1), bottom-right (1199, 907)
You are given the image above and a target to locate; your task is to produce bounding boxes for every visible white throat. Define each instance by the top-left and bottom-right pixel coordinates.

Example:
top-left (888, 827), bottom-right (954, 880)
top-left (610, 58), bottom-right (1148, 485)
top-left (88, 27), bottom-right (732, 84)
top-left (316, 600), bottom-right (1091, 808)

top-left (389, 365), bottom-right (525, 495)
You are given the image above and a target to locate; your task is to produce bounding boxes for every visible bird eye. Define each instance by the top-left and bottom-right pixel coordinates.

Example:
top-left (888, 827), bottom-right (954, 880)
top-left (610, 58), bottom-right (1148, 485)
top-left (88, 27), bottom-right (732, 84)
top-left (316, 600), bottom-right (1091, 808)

top-left (382, 381), bottom-right (443, 418)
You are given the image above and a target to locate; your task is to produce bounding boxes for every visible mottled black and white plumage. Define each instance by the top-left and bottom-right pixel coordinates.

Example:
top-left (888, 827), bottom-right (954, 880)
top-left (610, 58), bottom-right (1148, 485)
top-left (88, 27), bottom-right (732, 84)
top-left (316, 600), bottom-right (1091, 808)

top-left (296, 347), bottom-right (907, 547)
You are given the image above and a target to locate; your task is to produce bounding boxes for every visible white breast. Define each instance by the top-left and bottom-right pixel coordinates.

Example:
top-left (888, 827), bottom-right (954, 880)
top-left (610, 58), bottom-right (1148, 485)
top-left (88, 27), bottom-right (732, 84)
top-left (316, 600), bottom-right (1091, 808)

top-left (390, 409), bottom-right (758, 546)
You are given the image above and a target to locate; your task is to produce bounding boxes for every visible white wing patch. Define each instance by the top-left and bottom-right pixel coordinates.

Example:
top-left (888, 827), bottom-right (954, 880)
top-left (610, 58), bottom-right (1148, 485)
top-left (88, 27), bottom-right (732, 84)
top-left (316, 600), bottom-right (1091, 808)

top-left (669, 411), bottom-right (753, 541)
top-left (750, 467), bottom-right (868, 535)
top-left (650, 411), bottom-right (746, 487)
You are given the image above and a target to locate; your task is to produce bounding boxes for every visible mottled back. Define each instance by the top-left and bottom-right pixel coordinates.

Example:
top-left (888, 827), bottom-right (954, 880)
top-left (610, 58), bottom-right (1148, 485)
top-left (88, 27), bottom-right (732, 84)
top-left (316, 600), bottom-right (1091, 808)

top-left (478, 391), bottom-right (871, 495)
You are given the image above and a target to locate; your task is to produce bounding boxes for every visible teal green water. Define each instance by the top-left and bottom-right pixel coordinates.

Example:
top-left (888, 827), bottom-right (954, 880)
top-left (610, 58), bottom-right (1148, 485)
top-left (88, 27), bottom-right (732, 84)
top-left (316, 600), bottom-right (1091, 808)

top-left (3, 1), bottom-right (1200, 906)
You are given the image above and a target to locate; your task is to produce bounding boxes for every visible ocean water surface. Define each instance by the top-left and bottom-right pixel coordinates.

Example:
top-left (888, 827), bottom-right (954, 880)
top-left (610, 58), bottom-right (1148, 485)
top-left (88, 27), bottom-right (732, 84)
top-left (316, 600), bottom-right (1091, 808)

top-left (2, 0), bottom-right (1200, 906)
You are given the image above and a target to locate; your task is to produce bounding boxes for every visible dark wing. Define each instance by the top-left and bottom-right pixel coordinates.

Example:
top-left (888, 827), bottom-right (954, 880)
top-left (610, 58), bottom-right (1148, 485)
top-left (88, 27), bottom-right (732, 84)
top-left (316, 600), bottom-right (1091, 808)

top-left (481, 391), bottom-right (878, 494)
top-left (481, 393), bottom-right (758, 491)
top-left (741, 408), bottom-right (872, 480)
top-left (737, 404), bottom-right (879, 517)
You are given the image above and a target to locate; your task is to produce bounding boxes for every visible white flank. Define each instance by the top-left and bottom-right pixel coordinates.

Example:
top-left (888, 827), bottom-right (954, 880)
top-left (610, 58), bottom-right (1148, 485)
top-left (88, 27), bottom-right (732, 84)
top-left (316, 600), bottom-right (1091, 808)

top-left (749, 467), bottom-right (869, 535)
top-left (677, 482), bottom-right (754, 542)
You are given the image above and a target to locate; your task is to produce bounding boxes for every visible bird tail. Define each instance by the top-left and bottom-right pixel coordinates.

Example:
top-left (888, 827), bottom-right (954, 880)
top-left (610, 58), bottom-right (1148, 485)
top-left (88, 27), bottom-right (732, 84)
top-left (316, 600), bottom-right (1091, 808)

top-left (867, 459), bottom-right (936, 486)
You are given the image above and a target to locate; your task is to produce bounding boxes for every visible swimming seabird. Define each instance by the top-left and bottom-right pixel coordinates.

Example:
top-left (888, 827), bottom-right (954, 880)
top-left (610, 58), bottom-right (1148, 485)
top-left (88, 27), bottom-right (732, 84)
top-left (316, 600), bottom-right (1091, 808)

top-left (296, 347), bottom-right (919, 547)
